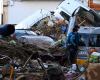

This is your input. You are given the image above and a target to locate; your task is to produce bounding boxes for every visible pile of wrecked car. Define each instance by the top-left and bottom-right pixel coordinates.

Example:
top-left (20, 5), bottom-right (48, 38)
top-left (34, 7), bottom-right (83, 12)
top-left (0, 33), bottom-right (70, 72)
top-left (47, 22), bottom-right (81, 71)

top-left (0, 0), bottom-right (99, 80)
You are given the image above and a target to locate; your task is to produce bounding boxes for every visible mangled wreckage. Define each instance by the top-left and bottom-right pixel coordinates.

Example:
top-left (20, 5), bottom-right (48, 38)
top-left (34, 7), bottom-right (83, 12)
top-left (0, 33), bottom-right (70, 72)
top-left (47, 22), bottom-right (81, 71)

top-left (15, 0), bottom-right (100, 46)
top-left (0, 0), bottom-right (100, 80)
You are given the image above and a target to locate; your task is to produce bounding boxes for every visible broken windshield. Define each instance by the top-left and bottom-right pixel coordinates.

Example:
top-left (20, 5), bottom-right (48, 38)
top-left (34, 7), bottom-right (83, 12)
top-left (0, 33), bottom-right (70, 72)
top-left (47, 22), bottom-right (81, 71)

top-left (60, 7), bottom-right (100, 27)
top-left (76, 8), bottom-right (100, 27)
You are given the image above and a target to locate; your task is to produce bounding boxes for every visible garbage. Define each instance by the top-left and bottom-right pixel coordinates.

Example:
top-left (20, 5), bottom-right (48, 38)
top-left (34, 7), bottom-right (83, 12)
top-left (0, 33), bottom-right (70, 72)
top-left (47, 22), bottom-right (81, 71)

top-left (78, 76), bottom-right (86, 80)
top-left (64, 70), bottom-right (79, 80)
top-left (47, 20), bottom-right (54, 27)
top-left (8, 40), bottom-right (16, 45)
top-left (91, 52), bottom-right (100, 57)
top-left (0, 0), bottom-right (100, 79)
top-left (71, 64), bottom-right (77, 71)
top-left (89, 52), bottom-right (100, 63)
top-left (46, 66), bottom-right (65, 80)
top-left (51, 34), bottom-right (66, 48)
top-left (0, 29), bottom-right (89, 80)
top-left (79, 67), bottom-right (85, 72)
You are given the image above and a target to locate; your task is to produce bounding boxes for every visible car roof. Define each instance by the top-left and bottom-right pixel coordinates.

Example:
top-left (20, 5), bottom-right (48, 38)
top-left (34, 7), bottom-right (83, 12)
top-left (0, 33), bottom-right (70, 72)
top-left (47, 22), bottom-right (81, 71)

top-left (78, 27), bottom-right (100, 34)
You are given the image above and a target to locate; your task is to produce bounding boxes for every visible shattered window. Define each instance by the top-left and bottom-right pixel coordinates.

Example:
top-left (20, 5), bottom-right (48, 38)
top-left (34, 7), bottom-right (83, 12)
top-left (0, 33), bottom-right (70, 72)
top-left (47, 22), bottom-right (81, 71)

top-left (76, 8), bottom-right (100, 26)
top-left (31, 16), bottom-right (67, 40)
top-left (60, 11), bottom-right (70, 21)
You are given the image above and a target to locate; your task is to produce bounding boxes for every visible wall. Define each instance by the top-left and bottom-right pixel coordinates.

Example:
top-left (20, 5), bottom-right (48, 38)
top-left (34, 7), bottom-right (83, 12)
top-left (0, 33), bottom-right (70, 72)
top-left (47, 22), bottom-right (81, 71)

top-left (93, 0), bottom-right (100, 4)
top-left (0, 0), bottom-right (3, 24)
top-left (4, 1), bottom-right (61, 24)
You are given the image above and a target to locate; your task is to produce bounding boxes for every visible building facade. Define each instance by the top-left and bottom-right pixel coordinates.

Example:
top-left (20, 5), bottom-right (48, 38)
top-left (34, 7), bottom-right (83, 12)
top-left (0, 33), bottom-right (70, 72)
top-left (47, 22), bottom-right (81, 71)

top-left (3, 0), bottom-right (62, 24)
top-left (88, 0), bottom-right (100, 11)
top-left (0, 0), bottom-right (3, 24)
top-left (3, 0), bottom-right (100, 24)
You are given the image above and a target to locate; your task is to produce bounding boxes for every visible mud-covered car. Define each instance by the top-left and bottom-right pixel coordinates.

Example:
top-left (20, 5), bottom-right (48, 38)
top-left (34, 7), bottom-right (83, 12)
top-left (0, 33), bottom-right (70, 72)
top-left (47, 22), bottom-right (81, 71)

top-left (13, 29), bottom-right (37, 40)
top-left (18, 35), bottom-right (55, 49)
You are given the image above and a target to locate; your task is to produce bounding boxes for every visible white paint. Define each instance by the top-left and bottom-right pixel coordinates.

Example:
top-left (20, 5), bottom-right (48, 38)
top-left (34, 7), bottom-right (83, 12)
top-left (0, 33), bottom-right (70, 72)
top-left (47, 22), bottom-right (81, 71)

top-left (0, 0), bottom-right (3, 14)
top-left (76, 0), bottom-right (88, 6)
top-left (0, 0), bottom-right (3, 24)
top-left (7, 1), bottom-right (61, 24)
top-left (57, 0), bottom-right (90, 17)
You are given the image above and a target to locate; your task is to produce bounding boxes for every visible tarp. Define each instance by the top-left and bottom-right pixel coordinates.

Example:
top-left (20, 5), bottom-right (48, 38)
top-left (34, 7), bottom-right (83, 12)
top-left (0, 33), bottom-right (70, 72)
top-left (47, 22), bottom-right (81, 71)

top-left (15, 9), bottom-right (51, 29)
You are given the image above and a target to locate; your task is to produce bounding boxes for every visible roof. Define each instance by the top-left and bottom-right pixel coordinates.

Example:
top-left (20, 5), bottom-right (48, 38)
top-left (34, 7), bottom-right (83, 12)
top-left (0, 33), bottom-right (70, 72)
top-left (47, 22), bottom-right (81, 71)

top-left (78, 27), bottom-right (100, 34)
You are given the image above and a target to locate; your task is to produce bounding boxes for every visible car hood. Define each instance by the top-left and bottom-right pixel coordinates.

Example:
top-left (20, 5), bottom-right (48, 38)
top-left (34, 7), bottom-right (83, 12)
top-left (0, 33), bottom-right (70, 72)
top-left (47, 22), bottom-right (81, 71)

top-left (15, 9), bottom-right (51, 29)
